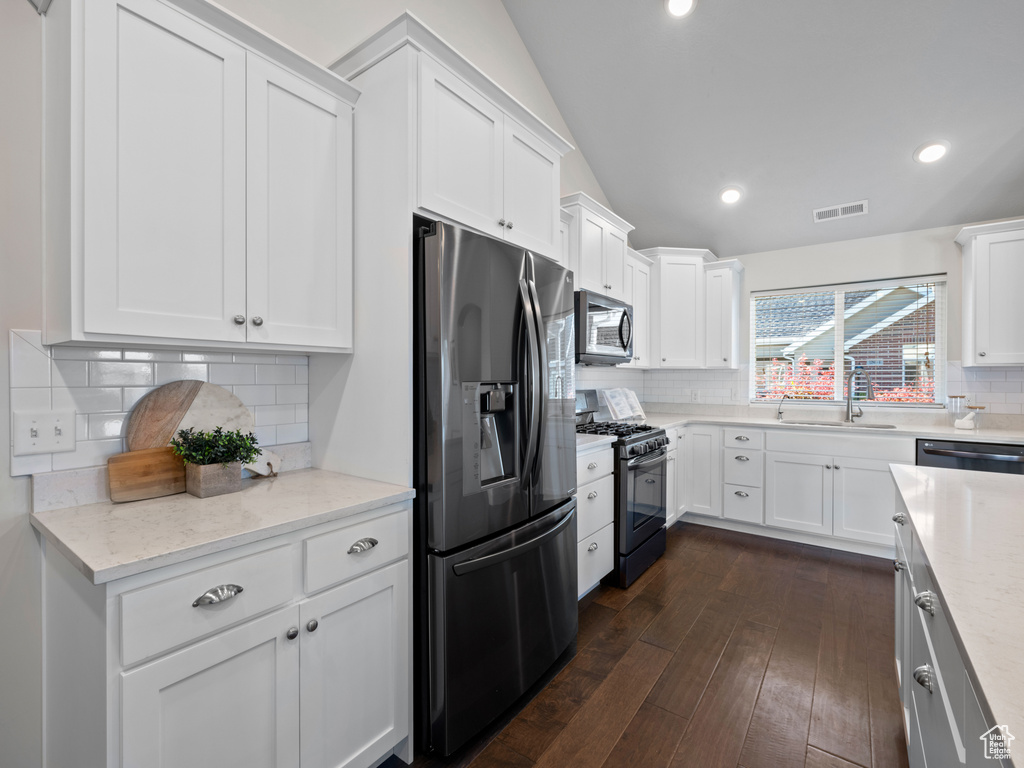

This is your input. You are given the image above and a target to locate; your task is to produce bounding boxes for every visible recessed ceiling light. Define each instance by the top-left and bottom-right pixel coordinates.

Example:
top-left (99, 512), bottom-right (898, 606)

top-left (666, 0), bottom-right (697, 18)
top-left (720, 186), bottom-right (743, 204)
top-left (914, 140), bottom-right (950, 164)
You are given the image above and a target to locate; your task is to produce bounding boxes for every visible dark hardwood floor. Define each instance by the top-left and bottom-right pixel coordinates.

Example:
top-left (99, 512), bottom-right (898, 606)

top-left (395, 522), bottom-right (909, 768)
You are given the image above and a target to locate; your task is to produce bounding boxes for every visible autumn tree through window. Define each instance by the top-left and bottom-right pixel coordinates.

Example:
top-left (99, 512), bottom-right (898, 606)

top-left (751, 278), bottom-right (946, 405)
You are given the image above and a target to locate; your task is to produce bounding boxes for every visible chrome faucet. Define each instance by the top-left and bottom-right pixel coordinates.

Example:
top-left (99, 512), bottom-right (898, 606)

top-left (845, 366), bottom-right (875, 422)
top-left (777, 393), bottom-right (790, 421)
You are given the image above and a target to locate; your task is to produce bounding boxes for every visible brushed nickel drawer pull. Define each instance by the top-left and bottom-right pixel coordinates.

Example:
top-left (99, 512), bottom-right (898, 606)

top-left (913, 664), bottom-right (934, 693)
top-left (587, 461), bottom-right (598, 470)
top-left (587, 491), bottom-right (599, 499)
top-left (192, 584), bottom-right (244, 607)
top-left (347, 537), bottom-right (379, 554)
top-left (894, 560), bottom-right (906, 572)
top-left (914, 591), bottom-right (937, 616)
top-left (734, 455), bottom-right (750, 461)
top-left (893, 512), bottom-right (906, 525)
top-left (734, 491), bottom-right (749, 498)
top-left (587, 542), bottom-right (598, 552)
top-left (734, 435), bottom-right (750, 441)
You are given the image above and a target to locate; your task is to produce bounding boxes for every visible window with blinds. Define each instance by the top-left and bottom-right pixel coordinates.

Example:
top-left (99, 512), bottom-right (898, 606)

top-left (751, 277), bottom-right (945, 404)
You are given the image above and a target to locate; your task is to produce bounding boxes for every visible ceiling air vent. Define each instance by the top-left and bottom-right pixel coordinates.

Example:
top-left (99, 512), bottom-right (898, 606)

top-left (813, 199), bottom-right (869, 223)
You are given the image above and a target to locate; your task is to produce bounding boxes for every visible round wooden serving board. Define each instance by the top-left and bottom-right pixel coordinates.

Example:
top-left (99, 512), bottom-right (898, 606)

top-left (125, 381), bottom-right (255, 450)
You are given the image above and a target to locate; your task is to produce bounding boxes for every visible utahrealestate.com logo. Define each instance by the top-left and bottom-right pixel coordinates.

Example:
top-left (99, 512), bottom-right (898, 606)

top-left (980, 725), bottom-right (1014, 760)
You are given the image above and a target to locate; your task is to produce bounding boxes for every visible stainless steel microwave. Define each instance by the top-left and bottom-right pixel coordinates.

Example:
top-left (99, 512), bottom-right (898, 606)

top-left (574, 290), bottom-right (633, 365)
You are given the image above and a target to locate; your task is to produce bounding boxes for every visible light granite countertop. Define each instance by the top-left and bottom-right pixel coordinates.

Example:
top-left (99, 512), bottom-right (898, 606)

top-left (890, 464), bottom-right (1024, 739)
top-left (30, 468), bottom-right (415, 585)
top-left (575, 433), bottom-right (617, 450)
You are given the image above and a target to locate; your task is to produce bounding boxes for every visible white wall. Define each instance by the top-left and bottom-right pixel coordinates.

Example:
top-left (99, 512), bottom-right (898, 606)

top-left (1, 0), bottom-right (44, 764)
top-left (216, 0), bottom-right (610, 206)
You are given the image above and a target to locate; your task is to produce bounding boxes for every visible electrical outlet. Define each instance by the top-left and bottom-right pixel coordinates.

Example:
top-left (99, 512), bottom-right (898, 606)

top-left (690, 390), bottom-right (700, 403)
top-left (13, 410), bottom-right (77, 455)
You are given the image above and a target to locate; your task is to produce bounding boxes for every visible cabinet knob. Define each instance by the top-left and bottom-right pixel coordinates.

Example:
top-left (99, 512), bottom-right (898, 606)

top-left (286, 627), bottom-right (299, 640)
top-left (587, 542), bottom-right (599, 552)
top-left (498, 218), bottom-right (506, 227)
top-left (912, 664), bottom-right (934, 693)
top-left (894, 559), bottom-right (906, 572)
top-left (347, 537), bottom-right (378, 554)
top-left (587, 491), bottom-right (598, 499)
top-left (587, 462), bottom-right (598, 470)
top-left (662, 358), bottom-right (667, 362)
top-left (914, 590), bottom-right (937, 616)
top-left (506, 220), bottom-right (514, 230)
top-left (192, 584), bottom-right (243, 607)
top-left (825, 464), bottom-right (832, 469)
top-left (723, 357), bottom-right (728, 362)
top-left (233, 314), bottom-right (246, 325)
top-left (251, 316), bottom-right (264, 327)
top-left (734, 455), bottom-right (750, 462)
top-left (980, 351), bottom-right (987, 357)
top-left (307, 619), bottom-right (319, 633)
top-left (734, 490), bottom-right (749, 498)
top-left (833, 464), bottom-right (840, 470)
top-left (893, 512), bottom-right (906, 525)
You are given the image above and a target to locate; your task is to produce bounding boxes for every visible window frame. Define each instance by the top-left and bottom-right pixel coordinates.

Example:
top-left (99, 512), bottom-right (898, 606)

top-left (749, 275), bottom-right (946, 407)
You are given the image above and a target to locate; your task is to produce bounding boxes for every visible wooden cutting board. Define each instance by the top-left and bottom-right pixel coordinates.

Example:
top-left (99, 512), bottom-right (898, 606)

top-left (108, 447), bottom-right (185, 503)
top-left (125, 381), bottom-right (254, 450)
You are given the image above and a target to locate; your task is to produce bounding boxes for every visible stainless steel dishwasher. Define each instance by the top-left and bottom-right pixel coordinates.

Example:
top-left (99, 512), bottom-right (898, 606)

top-left (916, 439), bottom-right (1024, 473)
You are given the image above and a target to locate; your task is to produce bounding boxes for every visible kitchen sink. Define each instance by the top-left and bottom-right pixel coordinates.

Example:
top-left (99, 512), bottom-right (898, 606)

top-left (781, 420), bottom-right (897, 429)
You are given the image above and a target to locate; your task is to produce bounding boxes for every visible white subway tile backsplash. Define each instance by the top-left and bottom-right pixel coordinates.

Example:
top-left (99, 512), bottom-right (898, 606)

top-left (276, 355), bottom-right (308, 365)
top-left (255, 364), bottom-right (295, 385)
top-left (989, 404), bottom-right (1023, 415)
top-left (11, 387), bottom-right (52, 411)
top-left (52, 387), bottom-right (124, 413)
top-left (51, 360), bottom-right (89, 387)
top-left (255, 404), bottom-right (296, 426)
top-left (253, 425), bottom-right (278, 447)
top-left (51, 438), bottom-right (122, 472)
top-left (276, 385), bottom-right (308, 404)
top-left (233, 353), bottom-right (278, 364)
top-left (182, 352), bottom-right (234, 363)
top-left (122, 387), bottom-right (155, 411)
top-left (88, 413), bottom-right (127, 440)
top-left (154, 363), bottom-right (208, 386)
top-left (124, 350), bottom-right (183, 362)
top-left (209, 363), bottom-right (256, 385)
top-left (295, 404), bottom-right (308, 422)
top-left (232, 385), bottom-right (278, 407)
top-left (990, 381), bottom-right (1023, 393)
top-left (51, 347), bottom-right (121, 360)
top-left (89, 362), bottom-right (154, 387)
top-left (973, 370), bottom-right (1007, 382)
top-left (276, 422), bottom-right (308, 444)
top-left (295, 366), bottom-right (308, 385)
top-left (10, 331), bottom-right (51, 387)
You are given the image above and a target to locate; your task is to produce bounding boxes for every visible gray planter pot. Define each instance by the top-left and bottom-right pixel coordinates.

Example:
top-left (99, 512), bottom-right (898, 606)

top-left (185, 461), bottom-right (242, 498)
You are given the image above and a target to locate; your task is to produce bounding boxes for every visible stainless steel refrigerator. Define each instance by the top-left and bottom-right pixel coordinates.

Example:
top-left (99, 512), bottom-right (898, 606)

top-left (413, 218), bottom-right (578, 756)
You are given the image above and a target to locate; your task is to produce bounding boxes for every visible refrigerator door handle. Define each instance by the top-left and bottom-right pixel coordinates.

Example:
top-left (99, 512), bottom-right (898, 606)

top-left (451, 507), bottom-right (574, 576)
top-left (618, 309), bottom-right (632, 351)
top-left (519, 277), bottom-right (542, 485)
top-left (526, 273), bottom-right (547, 477)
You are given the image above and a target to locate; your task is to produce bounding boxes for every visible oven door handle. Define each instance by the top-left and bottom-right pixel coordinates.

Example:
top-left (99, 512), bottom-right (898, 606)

top-left (451, 507), bottom-right (574, 576)
top-left (922, 447), bottom-right (1024, 462)
top-left (627, 448), bottom-right (667, 468)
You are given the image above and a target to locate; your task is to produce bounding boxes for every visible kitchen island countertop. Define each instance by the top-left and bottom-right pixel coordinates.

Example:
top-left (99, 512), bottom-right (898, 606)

top-left (30, 468), bottom-right (415, 584)
top-left (891, 464), bottom-right (1024, 741)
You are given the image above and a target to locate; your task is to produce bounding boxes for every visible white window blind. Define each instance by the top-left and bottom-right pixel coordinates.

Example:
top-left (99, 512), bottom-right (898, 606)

top-left (751, 277), bottom-right (945, 404)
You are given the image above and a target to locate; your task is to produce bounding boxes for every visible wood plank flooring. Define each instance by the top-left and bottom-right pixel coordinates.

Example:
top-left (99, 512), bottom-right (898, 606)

top-left (391, 522), bottom-right (909, 768)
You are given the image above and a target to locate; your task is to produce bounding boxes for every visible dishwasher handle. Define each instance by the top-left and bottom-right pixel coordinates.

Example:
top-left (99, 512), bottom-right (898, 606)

top-left (922, 447), bottom-right (1024, 462)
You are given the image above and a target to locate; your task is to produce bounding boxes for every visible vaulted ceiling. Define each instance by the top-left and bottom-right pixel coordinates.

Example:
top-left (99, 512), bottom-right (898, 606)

top-left (501, 0), bottom-right (1024, 257)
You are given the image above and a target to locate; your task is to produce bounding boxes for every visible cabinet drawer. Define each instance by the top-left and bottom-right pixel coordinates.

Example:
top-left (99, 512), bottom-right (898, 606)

top-left (577, 474), bottom-right (615, 542)
top-left (121, 544), bottom-right (296, 667)
top-left (577, 448), bottom-right (614, 484)
top-left (305, 507), bottom-right (409, 594)
top-left (577, 522), bottom-right (614, 598)
top-left (723, 427), bottom-right (763, 449)
top-left (723, 448), bottom-right (763, 486)
top-left (911, 606), bottom-right (965, 766)
top-left (723, 484), bottom-right (763, 524)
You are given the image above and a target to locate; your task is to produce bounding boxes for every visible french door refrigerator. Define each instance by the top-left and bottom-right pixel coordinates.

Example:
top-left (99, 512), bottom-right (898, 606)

top-left (413, 218), bottom-right (578, 756)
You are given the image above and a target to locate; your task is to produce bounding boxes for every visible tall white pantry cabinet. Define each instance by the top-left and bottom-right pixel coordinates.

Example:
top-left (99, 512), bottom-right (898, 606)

top-left (43, 0), bottom-right (358, 353)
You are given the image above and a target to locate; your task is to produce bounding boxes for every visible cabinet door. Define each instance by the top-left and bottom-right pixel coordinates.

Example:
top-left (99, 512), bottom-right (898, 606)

top-left (300, 561), bottom-right (409, 768)
top-left (122, 606), bottom-right (300, 768)
top-left (578, 211), bottom-right (610, 295)
top-left (657, 257), bottom-right (704, 367)
top-left (419, 57), bottom-right (504, 240)
top-left (503, 116), bottom-right (560, 257)
top-left (705, 264), bottom-right (737, 368)
top-left (604, 227), bottom-right (629, 302)
top-left (625, 257), bottom-right (651, 368)
top-left (972, 230), bottom-right (1024, 365)
top-left (246, 54), bottom-right (354, 350)
top-left (682, 425), bottom-right (721, 517)
top-left (83, 0), bottom-right (247, 342)
top-left (665, 452), bottom-right (677, 526)
top-left (832, 457), bottom-right (901, 546)
top-left (764, 452), bottom-right (832, 534)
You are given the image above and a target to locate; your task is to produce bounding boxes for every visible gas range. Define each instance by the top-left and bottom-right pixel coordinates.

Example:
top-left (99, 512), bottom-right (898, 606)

top-left (575, 421), bottom-right (669, 459)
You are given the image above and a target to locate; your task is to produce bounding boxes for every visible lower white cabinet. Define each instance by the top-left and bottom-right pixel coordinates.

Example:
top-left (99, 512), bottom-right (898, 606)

top-left (43, 503), bottom-right (412, 768)
top-left (681, 424), bottom-right (721, 517)
top-left (576, 442), bottom-right (615, 597)
top-left (665, 431), bottom-right (678, 526)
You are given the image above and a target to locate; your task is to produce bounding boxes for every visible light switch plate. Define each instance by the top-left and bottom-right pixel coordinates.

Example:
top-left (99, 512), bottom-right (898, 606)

top-left (13, 410), bottom-right (77, 455)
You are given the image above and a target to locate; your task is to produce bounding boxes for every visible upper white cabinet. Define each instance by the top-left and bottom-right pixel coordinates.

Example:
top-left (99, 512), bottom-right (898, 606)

top-left (562, 193), bottom-right (634, 302)
top-left (43, 0), bottom-right (358, 352)
top-left (957, 219), bottom-right (1024, 366)
top-left (623, 250), bottom-right (652, 368)
top-left (642, 247), bottom-right (744, 369)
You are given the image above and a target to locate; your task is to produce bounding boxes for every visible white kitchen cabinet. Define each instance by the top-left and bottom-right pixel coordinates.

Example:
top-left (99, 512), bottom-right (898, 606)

top-left (562, 193), bottom-right (635, 302)
top-left (665, 429), bottom-right (679, 526)
top-left (644, 247), bottom-right (714, 368)
top-left (576, 442), bottom-right (615, 597)
top-left (43, 0), bottom-right (357, 353)
top-left (42, 502), bottom-right (412, 768)
top-left (764, 452), bottom-right (834, 535)
top-left (556, 208), bottom-right (574, 271)
top-left (681, 424), bottom-right (721, 517)
top-left (957, 219), bottom-right (1024, 366)
top-left (419, 56), bottom-right (563, 257)
top-left (722, 427), bottom-right (764, 524)
top-left (623, 250), bottom-right (652, 368)
top-left (704, 260), bottom-right (743, 369)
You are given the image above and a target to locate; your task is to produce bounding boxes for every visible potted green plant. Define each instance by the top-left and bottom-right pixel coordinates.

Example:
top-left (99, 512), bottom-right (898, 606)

top-left (169, 426), bottom-right (261, 498)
